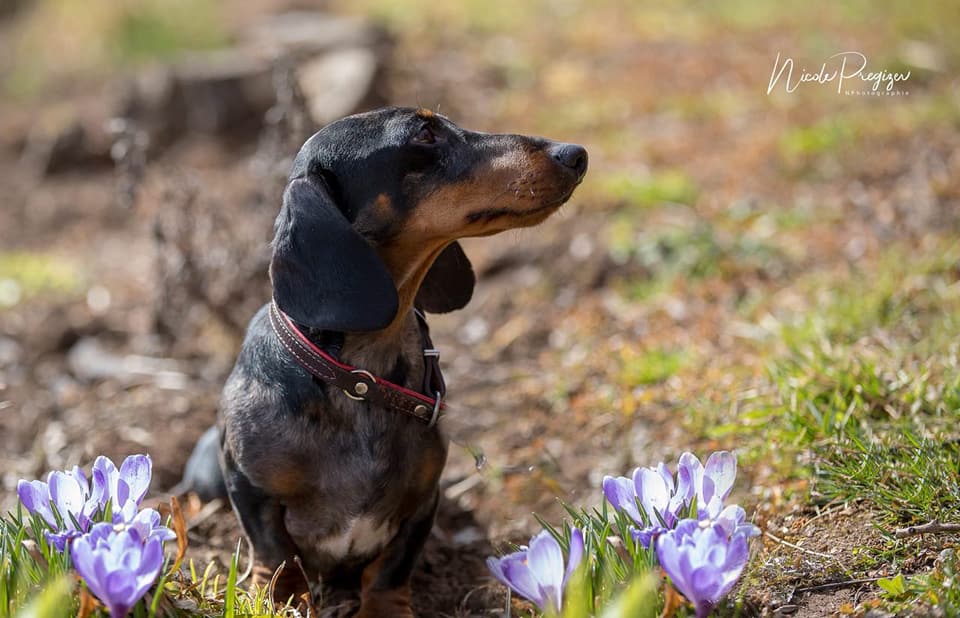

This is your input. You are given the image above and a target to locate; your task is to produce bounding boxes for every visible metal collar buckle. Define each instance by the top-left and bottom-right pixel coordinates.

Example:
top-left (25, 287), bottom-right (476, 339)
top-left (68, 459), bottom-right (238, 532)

top-left (344, 369), bottom-right (376, 401)
top-left (428, 391), bottom-right (442, 428)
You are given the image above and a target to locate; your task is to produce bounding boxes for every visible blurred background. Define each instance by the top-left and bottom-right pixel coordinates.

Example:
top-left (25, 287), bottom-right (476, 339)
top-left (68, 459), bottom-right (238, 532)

top-left (1, 0), bottom-right (959, 614)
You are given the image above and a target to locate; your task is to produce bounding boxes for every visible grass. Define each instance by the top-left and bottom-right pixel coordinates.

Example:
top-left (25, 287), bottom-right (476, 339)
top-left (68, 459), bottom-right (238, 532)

top-left (0, 252), bottom-right (82, 307)
top-left (876, 549), bottom-right (960, 614)
top-left (778, 118), bottom-right (858, 167)
top-left (598, 171), bottom-right (699, 210)
top-left (0, 504), bottom-right (290, 618)
top-left (819, 433), bottom-right (960, 525)
top-left (537, 504), bottom-right (661, 617)
top-left (687, 240), bottom-right (960, 610)
top-left (1, 510), bottom-right (77, 617)
top-left (619, 348), bottom-right (687, 386)
top-left (4, 0), bottom-right (228, 98)
top-left (606, 211), bottom-right (789, 301)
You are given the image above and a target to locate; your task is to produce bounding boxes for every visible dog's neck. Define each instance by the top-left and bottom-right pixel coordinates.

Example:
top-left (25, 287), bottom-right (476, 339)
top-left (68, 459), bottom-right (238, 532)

top-left (313, 239), bottom-right (447, 379)
top-left (378, 239), bottom-right (449, 332)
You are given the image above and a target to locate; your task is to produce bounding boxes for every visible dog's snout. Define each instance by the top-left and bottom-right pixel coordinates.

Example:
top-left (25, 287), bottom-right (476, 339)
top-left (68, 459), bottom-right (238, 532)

top-left (548, 142), bottom-right (588, 179)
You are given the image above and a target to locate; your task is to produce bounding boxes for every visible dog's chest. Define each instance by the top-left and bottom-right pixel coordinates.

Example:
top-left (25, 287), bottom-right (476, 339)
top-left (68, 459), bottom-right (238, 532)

top-left (318, 515), bottom-right (396, 559)
top-left (288, 512), bottom-right (397, 563)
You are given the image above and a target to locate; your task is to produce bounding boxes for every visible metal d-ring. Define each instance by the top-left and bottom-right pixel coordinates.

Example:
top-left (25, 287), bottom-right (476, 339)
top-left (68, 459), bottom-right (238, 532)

top-left (427, 391), bottom-right (442, 428)
top-left (344, 369), bottom-right (375, 401)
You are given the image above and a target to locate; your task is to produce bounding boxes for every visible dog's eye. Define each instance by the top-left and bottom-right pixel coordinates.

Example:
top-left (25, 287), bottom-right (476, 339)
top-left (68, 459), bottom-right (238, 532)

top-left (412, 127), bottom-right (436, 145)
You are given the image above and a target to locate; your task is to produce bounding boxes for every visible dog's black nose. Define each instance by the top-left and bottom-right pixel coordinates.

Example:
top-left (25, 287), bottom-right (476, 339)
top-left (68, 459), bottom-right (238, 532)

top-left (549, 142), bottom-right (588, 179)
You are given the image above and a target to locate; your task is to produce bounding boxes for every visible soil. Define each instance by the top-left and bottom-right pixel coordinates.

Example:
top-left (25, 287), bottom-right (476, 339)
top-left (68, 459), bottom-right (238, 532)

top-left (2, 2), bottom-right (958, 617)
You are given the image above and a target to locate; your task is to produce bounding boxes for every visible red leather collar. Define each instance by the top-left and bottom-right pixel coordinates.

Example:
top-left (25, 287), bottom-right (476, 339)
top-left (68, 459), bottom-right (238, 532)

top-left (269, 300), bottom-right (445, 426)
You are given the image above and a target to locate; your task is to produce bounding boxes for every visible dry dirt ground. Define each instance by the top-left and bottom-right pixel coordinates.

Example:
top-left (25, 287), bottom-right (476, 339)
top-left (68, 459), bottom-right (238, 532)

top-left (2, 1), bottom-right (959, 616)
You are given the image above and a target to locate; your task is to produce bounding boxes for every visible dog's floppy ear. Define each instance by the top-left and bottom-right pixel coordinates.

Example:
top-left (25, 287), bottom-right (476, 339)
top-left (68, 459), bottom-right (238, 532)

top-left (416, 241), bottom-right (475, 313)
top-left (270, 177), bottom-right (399, 331)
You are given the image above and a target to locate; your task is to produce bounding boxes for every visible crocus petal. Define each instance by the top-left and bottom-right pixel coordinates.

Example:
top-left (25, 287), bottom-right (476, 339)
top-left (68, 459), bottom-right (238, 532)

top-left (488, 528), bottom-right (583, 614)
top-left (486, 556), bottom-right (509, 586)
top-left (70, 466), bottom-right (89, 493)
top-left (673, 519), bottom-right (700, 539)
top-left (119, 455), bottom-right (152, 506)
top-left (114, 494), bottom-right (139, 525)
top-left (724, 533), bottom-right (750, 575)
top-left (656, 462), bottom-right (674, 493)
top-left (714, 505), bottom-right (744, 535)
top-left (72, 526), bottom-right (164, 618)
top-left (71, 533), bottom-right (109, 604)
top-left (48, 471), bottom-right (86, 530)
top-left (702, 493), bottom-right (724, 521)
top-left (701, 474), bottom-right (717, 512)
top-left (45, 530), bottom-right (81, 552)
top-left (500, 553), bottom-right (544, 606)
top-left (688, 564), bottom-right (724, 604)
top-left (135, 536), bottom-right (165, 589)
top-left (130, 508), bottom-right (176, 543)
top-left (92, 456), bottom-right (124, 521)
top-left (526, 531), bottom-right (565, 593)
top-left (103, 570), bottom-right (136, 618)
top-left (675, 453), bottom-right (701, 506)
top-left (656, 531), bottom-right (692, 600)
top-left (715, 505), bottom-right (760, 539)
top-left (603, 477), bottom-right (638, 520)
top-left (630, 525), bottom-right (665, 549)
top-left (89, 458), bottom-right (113, 510)
top-left (704, 451), bottom-right (737, 502)
top-left (86, 522), bottom-right (115, 546)
top-left (602, 475), bottom-right (642, 523)
top-left (656, 518), bottom-right (752, 614)
top-left (563, 528), bottom-right (584, 587)
top-left (17, 479), bottom-right (57, 527)
top-left (634, 467), bottom-right (670, 523)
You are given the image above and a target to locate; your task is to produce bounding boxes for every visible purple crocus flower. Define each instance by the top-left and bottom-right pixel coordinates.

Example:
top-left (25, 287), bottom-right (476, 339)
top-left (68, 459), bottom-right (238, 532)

top-left (487, 528), bottom-right (584, 614)
top-left (675, 451), bottom-right (737, 521)
top-left (128, 508), bottom-right (177, 544)
top-left (714, 505), bottom-right (760, 540)
top-left (91, 454), bottom-right (153, 524)
top-left (71, 522), bottom-right (165, 618)
top-left (17, 454), bottom-right (158, 552)
top-left (18, 466), bottom-right (102, 551)
top-left (603, 451), bottom-right (741, 547)
top-left (603, 462), bottom-right (685, 546)
top-left (655, 519), bottom-right (750, 618)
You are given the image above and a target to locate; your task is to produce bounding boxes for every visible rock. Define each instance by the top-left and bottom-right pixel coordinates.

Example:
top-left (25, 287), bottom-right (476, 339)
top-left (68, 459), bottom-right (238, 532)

top-left (297, 46), bottom-right (382, 126)
top-left (67, 337), bottom-right (188, 389)
top-left (118, 11), bottom-right (390, 152)
top-left (19, 112), bottom-right (113, 176)
top-left (242, 11), bottom-right (382, 59)
top-left (0, 336), bottom-right (21, 368)
top-left (120, 49), bottom-right (275, 145)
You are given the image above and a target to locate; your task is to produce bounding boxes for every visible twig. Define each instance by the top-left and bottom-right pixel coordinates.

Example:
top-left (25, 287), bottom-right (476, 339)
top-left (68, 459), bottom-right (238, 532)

top-left (894, 520), bottom-right (960, 539)
top-left (764, 531), bottom-right (841, 562)
top-left (186, 498), bottom-right (224, 531)
top-left (794, 576), bottom-right (886, 594)
top-left (803, 501), bottom-right (850, 526)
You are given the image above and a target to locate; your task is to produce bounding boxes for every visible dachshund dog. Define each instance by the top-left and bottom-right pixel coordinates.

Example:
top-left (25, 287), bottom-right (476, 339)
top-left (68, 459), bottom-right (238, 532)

top-left (185, 107), bottom-right (587, 616)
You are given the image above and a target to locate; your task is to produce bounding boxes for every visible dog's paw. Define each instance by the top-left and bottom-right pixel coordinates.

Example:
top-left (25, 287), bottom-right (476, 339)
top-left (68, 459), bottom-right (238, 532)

top-left (357, 589), bottom-right (415, 618)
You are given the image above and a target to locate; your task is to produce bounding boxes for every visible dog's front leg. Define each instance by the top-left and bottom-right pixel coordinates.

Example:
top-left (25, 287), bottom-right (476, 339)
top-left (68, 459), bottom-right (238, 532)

top-left (356, 490), bottom-right (439, 618)
top-left (222, 455), bottom-right (309, 605)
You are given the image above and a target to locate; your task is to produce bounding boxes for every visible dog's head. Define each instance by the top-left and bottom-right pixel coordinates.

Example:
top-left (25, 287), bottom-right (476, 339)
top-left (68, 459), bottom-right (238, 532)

top-left (270, 106), bottom-right (588, 332)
